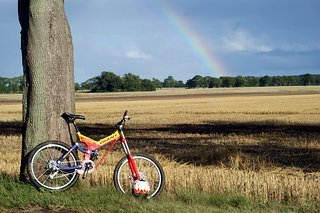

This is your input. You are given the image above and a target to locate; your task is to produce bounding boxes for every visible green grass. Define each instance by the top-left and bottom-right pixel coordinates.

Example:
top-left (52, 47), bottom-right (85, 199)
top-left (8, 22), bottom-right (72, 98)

top-left (0, 176), bottom-right (318, 212)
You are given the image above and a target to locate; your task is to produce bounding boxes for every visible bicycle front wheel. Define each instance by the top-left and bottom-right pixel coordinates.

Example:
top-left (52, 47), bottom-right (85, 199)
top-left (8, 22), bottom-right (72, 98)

top-left (114, 154), bottom-right (165, 199)
top-left (27, 141), bottom-right (79, 190)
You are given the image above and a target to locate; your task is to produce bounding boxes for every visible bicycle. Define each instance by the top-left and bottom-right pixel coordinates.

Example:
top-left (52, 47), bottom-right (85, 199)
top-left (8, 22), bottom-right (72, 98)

top-left (27, 110), bottom-right (165, 199)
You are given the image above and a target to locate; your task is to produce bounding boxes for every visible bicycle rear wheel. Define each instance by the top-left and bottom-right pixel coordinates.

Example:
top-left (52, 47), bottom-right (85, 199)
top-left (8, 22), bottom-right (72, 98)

top-left (27, 141), bottom-right (79, 190)
top-left (114, 154), bottom-right (165, 199)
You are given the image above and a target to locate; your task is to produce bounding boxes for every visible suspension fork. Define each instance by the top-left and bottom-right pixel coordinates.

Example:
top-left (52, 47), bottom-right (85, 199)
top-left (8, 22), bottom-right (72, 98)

top-left (120, 131), bottom-right (141, 180)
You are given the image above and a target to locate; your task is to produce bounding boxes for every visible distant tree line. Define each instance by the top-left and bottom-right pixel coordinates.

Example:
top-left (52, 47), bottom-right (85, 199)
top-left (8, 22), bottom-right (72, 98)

top-left (185, 74), bottom-right (320, 88)
top-left (0, 76), bottom-right (23, 93)
top-left (1, 73), bottom-right (320, 93)
top-left (78, 71), bottom-right (184, 92)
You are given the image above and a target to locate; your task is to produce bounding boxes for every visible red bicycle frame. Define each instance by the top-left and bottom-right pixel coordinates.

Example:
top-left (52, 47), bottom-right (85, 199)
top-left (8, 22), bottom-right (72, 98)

top-left (71, 118), bottom-right (141, 180)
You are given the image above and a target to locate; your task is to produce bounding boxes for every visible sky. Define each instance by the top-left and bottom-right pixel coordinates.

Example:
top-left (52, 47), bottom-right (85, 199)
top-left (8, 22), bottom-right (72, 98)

top-left (0, 0), bottom-right (319, 83)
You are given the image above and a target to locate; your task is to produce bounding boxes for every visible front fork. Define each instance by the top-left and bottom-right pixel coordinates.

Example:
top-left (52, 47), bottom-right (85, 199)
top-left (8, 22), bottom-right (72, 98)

top-left (120, 132), bottom-right (141, 180)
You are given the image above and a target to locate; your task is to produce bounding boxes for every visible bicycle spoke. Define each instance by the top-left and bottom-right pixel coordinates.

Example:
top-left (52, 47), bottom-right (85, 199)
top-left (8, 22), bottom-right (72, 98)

top-left (51, 173), bottom-right (74, 180)
top-left (42, 174), bottom-right (51, 185)
top-left (37, 152), bottom-right (48, 164)
top-left (36, 168), bottom-right (51, 180)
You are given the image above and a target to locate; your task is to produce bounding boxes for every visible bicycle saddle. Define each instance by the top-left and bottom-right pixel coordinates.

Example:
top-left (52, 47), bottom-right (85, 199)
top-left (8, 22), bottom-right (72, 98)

top-left (61, 112), bottom-right (85, 123)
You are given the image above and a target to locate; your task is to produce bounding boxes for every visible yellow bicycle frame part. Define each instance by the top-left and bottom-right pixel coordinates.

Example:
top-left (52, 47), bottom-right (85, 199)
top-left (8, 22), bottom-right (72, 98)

top-left (77, 130), bottom-right (121, 146)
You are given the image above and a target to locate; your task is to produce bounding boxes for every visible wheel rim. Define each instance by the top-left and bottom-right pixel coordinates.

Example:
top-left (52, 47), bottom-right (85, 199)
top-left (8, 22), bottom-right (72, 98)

top-left (30, 144), bottom-right (78, 190)
top-left (117, 156), bottom-right (162, 198)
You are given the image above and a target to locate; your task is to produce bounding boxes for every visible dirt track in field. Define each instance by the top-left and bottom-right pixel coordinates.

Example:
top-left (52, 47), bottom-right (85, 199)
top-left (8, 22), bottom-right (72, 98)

top-left (76, 91), bottom-right (320, 102)
top-left (2, 88), bottom-right (320, 105)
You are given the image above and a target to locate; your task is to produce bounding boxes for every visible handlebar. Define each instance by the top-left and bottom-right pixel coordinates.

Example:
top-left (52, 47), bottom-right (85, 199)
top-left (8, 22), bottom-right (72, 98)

top-left (123, 110), bottom-right (128, 118)
top-left (116, 110), bottom-right (130, 128)
top-left (62, 110), bottom-right (130, 132)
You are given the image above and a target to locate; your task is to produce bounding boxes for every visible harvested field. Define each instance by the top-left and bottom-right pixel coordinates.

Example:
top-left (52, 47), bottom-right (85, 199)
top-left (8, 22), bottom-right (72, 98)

top-left (0, 86), bottom-right (319, 202)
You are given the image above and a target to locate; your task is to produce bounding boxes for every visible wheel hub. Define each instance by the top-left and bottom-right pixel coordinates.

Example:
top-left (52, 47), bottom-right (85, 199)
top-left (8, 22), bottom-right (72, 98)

top-left (47, 160), bottom-right (59, 171)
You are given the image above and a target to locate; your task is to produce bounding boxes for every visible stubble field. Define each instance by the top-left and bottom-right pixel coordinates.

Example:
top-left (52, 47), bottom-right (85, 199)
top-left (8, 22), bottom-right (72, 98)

top-left (0, 86), bottom-right (319, 203)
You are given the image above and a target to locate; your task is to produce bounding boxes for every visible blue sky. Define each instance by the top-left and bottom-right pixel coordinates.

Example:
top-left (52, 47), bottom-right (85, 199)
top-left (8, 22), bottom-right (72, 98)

top-left (0, 0), bottom-right (319, 83)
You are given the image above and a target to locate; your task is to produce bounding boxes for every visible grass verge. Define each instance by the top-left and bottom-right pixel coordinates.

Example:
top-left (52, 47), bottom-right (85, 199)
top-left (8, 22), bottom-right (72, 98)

top-left (0, 176), bottom-right (319, 212)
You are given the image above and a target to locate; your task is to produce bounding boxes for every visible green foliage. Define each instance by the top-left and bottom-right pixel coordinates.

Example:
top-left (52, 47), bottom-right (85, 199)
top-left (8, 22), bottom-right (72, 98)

top-left (0, 76), bottom-right (23, 94)
top-left (79, 72), bottom-right (185, 92)
top-left (92, 71), bottom-right (124, 92)
top-left (208, 77), bottom-right (222, 88)
top-left (2, 73), bottom-right (320, 93)
top-left (75, 82), bottom-right (81, 91)
top-left (152, 78), bottom-right (163, 88)
top-left (221, 76), bottom-right (236, 87)
top-left (163, 76), bottom-right (175, 87)
top-left (259, 75), bottom-right (272, 87)
top-left (246, 76), bottom-right (260, 87)
top-left (122, 73), bottom-right (142, 91)
top-left (186, 75), bottom-right (205, 88)
top-left (186, 74), bottom-right (320, 88)
top-left (234, 76), bottom-right (247, 87)
top-left (80, 77), bottom-right (97, 90)
top-left (141, 79), bottom-right (157, 91)
top-left (163, 75), bottom-right (184, 88)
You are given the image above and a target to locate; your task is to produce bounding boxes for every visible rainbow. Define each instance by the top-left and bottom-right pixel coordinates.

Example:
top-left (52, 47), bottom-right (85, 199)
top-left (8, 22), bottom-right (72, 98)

top-left (155, 1), bottom-right (229, 77)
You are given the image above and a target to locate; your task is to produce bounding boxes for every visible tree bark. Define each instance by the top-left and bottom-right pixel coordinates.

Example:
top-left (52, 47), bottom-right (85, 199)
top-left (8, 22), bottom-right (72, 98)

top-left (18, 0), bottom-right (75, 181)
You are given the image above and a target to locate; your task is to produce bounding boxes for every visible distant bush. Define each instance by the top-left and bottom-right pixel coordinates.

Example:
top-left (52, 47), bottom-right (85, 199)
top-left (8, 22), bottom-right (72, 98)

top-left (80, 72), bottom-right (185, 92)
top-left (2, 72), bottom-right (319, 94)
top-left (185, 74), bottom-right (320, 88)
top-left (0, 76), bottom-right (23, 94)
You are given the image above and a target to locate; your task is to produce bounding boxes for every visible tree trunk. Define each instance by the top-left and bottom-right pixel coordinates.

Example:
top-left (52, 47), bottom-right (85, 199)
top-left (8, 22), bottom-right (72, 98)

top-left (18, 0), bottom-right (75, 181)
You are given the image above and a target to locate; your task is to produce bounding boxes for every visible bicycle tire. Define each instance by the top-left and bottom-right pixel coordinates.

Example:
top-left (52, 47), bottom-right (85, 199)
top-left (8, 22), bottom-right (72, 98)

top-left (27, 141), bottom-right (80, 190)
top-left (114, 154), bottom-right (165, 199)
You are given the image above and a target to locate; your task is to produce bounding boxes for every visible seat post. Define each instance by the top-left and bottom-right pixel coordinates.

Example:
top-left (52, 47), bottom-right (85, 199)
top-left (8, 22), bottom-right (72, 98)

top-left (73, 120), bottom-right (80, 133)
top-left (65, 121), bottom-right (76, 146)
top-left (61, 112), bottom-right (84, 144)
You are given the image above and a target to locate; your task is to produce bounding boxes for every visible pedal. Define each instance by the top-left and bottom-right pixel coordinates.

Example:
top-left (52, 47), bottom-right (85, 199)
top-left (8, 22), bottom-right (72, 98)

top-left (77, 159), bottom-right (95, 177)
top-left (82, 167), bottom-right (89, 179)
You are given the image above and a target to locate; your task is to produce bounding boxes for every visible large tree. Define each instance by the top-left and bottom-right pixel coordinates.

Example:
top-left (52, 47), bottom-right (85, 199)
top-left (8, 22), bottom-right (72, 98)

top-left (18, 0), bottom-right (75, 180)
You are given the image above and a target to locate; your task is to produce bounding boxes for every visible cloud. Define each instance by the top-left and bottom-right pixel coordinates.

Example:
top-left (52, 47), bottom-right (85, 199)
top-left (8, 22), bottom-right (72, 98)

top-left (279, 43), bottom-right (320, 53)
top-left (125, 50), bottom-right (153, 60)
top-left (219, 29), bottom-right (320, 54)
top-left (221, 29), bottom-right (273, 53)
